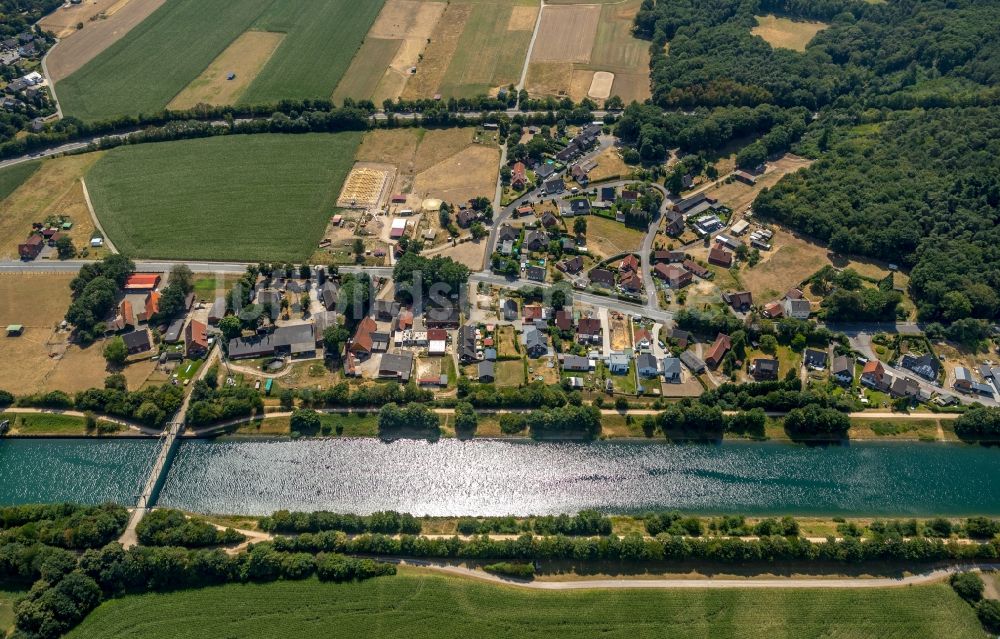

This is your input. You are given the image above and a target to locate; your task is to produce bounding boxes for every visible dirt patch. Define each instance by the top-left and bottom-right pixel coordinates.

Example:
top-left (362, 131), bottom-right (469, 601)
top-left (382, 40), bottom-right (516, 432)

top-left (412, 144), bottom-right (499, 206)
top-left (46, 0), bottom-right (167, 82)
top-left (0, 154), bottom-right (103, 260)
top-left (40, 0), bottom-right (131, 39)
top-left (401, 2), bottom-right (471, 99)
top-left (0, 273), bottom-right (153, 394)
top-left (507, 5), bottom-right (538, 30)
top-left (751, 14), bottom-right (828, 52)
top-left (368, 0), bottom-right (442, 39)
top-left (436, 239), bottom-right (487, 269)
top-left (531, 5), bottom-right (600, 63)
top-left (588, 71), bottom-right (614, 99)
top-left (609, 313), bottom-right (631, 351)
top-left (585, 216), bottom-right (645, 261)
top-left (168, 31), bottom-right (284, 109)
top-left (336, 163), bottom-right (394, 209)
top-left (587, 146), bottom-right (631, 182)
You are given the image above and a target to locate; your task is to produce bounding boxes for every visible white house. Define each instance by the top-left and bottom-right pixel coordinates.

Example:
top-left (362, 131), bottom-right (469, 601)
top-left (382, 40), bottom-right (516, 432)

top-left (608, 352), bottom-right (629, 374)
top-left (783, 298), bottom-right (811, 319)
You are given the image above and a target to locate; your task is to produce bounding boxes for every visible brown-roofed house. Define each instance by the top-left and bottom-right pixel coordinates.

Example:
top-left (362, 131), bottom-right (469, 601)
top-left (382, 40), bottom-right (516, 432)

top-left (723, 291), bottom-right (753, 312)
top-left (762, 301), bottom-right (784, 318)
top-left (554, 309), bottom-right (573, 331)
top-left (708, 246), bottom-right (732, 268)
top-left (683, 259), bottom-right (710, 279)
top-left (511, 162), bottom-right (527, 189)
top-left (185, 319), bottom-right (209, 358)
top-left (654, 263), bottom-right (692, 289)
top-left (577, 318), bottom-right (602, 344)
top-left (705, 333), bottom-right (732, 368)
top-left (620, 272), bottom-right (642, 293)
top-left (619, 254), bottom-right (639, 273)
top-left (348, 317), bottom-right (378, 358)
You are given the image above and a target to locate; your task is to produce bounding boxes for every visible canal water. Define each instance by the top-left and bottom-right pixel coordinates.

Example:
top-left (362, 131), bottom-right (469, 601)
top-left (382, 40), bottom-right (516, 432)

top-left (2, 438), bottom-right (998, 517)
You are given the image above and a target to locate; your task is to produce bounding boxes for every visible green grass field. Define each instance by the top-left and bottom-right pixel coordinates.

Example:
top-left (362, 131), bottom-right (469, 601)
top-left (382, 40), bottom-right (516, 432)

top-left (589, 1), bottom-right (649, 70)
top-left (239, 0), bottom-right (386, 105)
top-left (0, 412), bottom-right (120, 435)
top-left (439, 1), bottom-right (533, 98)
top-left (66, 572), bottom-right (987, 638)
top-left (0, 160), bottom-right (40, 201)
top-left (56, 0), bottom-right (385, 121)
top-left (85, 133), bottom-right (362, 261)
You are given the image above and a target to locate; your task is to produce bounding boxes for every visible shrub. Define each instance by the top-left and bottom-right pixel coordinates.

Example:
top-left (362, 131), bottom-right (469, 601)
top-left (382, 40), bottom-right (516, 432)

top-left (136, 509), bottom-right (246, 548)
top-left (484, 562), bottom-right (535, 578)
top-left (977, 599), bottom-right (1000, 633)
top-left (949, 571), bottom-right (984, 603)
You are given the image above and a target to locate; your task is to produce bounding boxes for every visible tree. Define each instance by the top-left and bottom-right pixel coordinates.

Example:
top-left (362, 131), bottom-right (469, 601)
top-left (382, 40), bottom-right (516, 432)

top-left (55, 236), bottom-right (75, 259)
top-left (470, 222), bottom-right (487, 240)
top-left (573, 217), bottom-right (587, 234)
top-left (614, 397), bottom-right (628, 411)
top-left (169, 264), bottom-right (194, 294)
top-left (218, 316), bottom-right (242, 341)
top-left (949, 572), bottom-right (984, 603)
top-left (322, 325), bottom-right (350, 358)
top-left (500, 165), bottom-right (512, 185)
top-left (783, 405), bottom-right (849, 438)
top-left (104, 373), bottom-right (127, 390)
top-left (759, 334), bottom-right (777, 354)
top-left (353, 238), bottom-right (365, 261)
top-left (454, 401), bottom-right (477, 437)
top-left (290, 409), bottom-right (322, 436)
top-left (102, 336), bottom-right (127, 366)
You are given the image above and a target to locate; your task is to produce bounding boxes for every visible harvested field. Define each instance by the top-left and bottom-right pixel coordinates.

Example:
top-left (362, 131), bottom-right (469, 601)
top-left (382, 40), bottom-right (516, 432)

top-left (0, 154), bottom-right (103, 260)
top-left (337, 164), bottom-right (394, 209)
top-left (588, 71), bottom-right (614, 99)
top-left (334, 0), bottom-right (445, 103)
top-left (589, 0), bottom-right (649, 70)
top-left (752, 14), bottom-right (828, 52)
top-left (437, 0), bottom-right (534, 97)
top-left (401, 2), bottom-right (470, 99)
top-left (525, 61), bottom-right (573, 98)
top-left (45, 0), bottom-right (166, 82)
top-left (585, 216), bottom-right (645, 260)
top-left (168, 31), bottom-right (285, 109)
top-left (86, 133), bottom-right (362, 261)
top-left (355, 128), bottom-right (478, 200)
top-left (530, 5), bottom-right (600, 63)
top-left (39, 0), bottom-right (132, 39)
top-left (507, 5), bottom-right (538, 30)
top-left (608, 72), bottom-right (650, 104)
top-left (709, 153), bottom-right (813, 213)
top-left (412, 145), bottom-right (499, 206)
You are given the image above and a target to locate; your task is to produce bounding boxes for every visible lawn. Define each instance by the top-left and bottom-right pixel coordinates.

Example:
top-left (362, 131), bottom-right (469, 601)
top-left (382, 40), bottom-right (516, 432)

top-left (495, 359), bottom-right (526, 387)
top-left (65, 573), bottom-right (987, 639)
top-left (585, 216), bottom-right (645, 261)
top-left (233, 413), bottom-right (378, 437)
top-left (86, 133), bottom-right (362, 261)
top-left (56, 0), bottom-right (385, 120)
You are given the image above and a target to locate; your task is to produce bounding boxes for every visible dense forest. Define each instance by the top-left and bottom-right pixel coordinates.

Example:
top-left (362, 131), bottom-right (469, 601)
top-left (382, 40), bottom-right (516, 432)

top-left (628, 0), bottom-right (1000, 322)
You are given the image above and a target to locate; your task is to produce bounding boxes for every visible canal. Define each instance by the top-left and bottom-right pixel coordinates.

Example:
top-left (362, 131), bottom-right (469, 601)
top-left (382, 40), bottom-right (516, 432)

top-left (1, 438), bottom-right (997, 517)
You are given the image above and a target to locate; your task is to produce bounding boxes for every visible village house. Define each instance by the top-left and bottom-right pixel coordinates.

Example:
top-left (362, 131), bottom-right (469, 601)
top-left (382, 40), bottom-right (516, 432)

top-left (704, 333), bottom-right (732, 369)
top-left (662, 357), bottom-right (682, 383)
top-left (619, 272), bottom-right (642, 294)
top-left (558, 255), bottom-right (583, 275)
top-left (832, 355), bottom-right (854, 385)
top-left (637, 353), bottom-right (659, 378)
top-left (722, 291), bottom-right (753, 312)
top-left (588, 268), bottom-right (615, 289)
top-left (619, 254), bottom-right (640, 274)
top-left (783, 297), bottom-right (811, 320)
top-left (861, 360), bottom-right (888, 390)
top-left (458, 324), bottom-right (478, 364)
top-left (426, 302), bottom-right (461, 329)
top-left (379, 352), bottom-right (414, 382)
top-left (525, 265), bottom-right (545, 282)
top-left (554, 309), bottom-right (573, 331)
top-left (524, 229), bottom-right (548, 252)
top-left (762, 301), bottom-right (784, 319)
top-left (185, 320), bottom-right (209, 358)
top-left (634, 328), bottom-right (652, 349)
top-left (122, 329), bottom-right (153, 355)
top-left (576, 318), bottom-right (602, 344)
top-left (669, 328), bottom-right (690, 349)
top-left (899, 353), bottom-right (940, 381)
top-left (542, 177), bottom-right (564, 195)
top-left (708, 246), bottom-right (733, 268)
top-left (522, 326), bottom-right (548, 358)
top-left (608, 352), bottom-right (629, 375)
top-left (511, 162), bottom-right (527, 190)
top-left (501, 298), bottom-right (518, 321)
top-left (497, 225), bottom-right (520, 244)
top-left (804, 349), bottom-right (828, 371)
top-left (539, 211), bottom-right (559, 229)
top-left (664, 210), bottom-right (685, 236)
top-left (654, 263), bottom-right (692, 289)
top-left (750, 358), bottom-right (779, 380)
top-left (683, 260), bottom-right (711, 279)
top-left (561, 354), bottom-right (592, 372)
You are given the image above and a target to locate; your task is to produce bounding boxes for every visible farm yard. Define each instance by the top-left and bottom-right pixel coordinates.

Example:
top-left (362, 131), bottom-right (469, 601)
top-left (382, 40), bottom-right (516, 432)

top-left (751, 14), bottom-right (829, 52)
top-left (43, 0), bottom-right (167, 82)
top-left (401, 0), bottom-right (536, 100)
top-left (85, 133), bottom-right (362, 261)
top-left (526, 0), bottom-right (650, 103)
top-left (55, 0), bottom-right (385, 120)
top-left (64, 573), bottom-right (988, 639)
top-left (0, 154), bottom-right (103, 260)
top-left (0, 274), bottom-right (154, 395)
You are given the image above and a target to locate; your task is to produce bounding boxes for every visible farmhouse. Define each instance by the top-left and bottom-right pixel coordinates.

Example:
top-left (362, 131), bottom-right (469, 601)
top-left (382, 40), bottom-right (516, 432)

top-left (348, 317), bottom-right (379, 359)
top-left (390, 218), bottom-right (408, 239)
top-left (378, 352), bottom-right (413, 382)
top-left (374, 299), bottom-right (401, 321)
top-left (17, 235), bottom-right (43, 260)
top-left (122, 329), bottom-right (152, 355)
top-left (456, 209), bottom-right (478, 228)
top-left (673, 192), bottom-right (720, 216)
top-left (185, 319), bottom-right (209, 358)
top-left (320, 281), bottom-right (338, 311)
top-left (229, 324), bottom-right (317, 360)
top-left (704, 333), bottom-right (732, 369)
top-left (708, 246), bottom-right (733, 268)
top-left (124, 273), bottom-right (161, 291)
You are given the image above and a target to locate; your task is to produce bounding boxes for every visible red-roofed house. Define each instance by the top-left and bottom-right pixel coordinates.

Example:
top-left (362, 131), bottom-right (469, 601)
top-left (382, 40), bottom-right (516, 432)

top-left (185, 319), bottom-right (209, 357)
top-left (511, 162), bottom-right (527, 189)
top-left (124, 273), bottom-right (161, 291)
top-left (705, 333), bottom-right (732, 368)
top-left (348, 317), bottom-right (378, 358)
top-left (139, 291), bottom-right (160, 322)
top-left (861, 360), bottom-right (887, 389)
top-left (619, 254), bottom-right (640, 273)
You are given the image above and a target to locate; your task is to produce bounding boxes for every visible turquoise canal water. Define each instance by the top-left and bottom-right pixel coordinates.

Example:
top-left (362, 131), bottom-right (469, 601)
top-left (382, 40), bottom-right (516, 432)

top-left (2, 438), bottom-right (998, 516)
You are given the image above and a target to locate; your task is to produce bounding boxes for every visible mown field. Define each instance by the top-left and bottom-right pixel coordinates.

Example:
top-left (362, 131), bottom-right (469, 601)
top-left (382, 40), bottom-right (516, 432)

top-left (65, 572), bottom-right (986, 638)
top-left (0, 160), bottom-right (40, 201)
top-left (56, 0), bottom-right (385, 120)
top-left (86, 133), bottom-right (362, 261)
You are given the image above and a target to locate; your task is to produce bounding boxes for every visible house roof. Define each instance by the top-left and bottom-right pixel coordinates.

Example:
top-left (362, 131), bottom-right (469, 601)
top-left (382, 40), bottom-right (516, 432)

top-left (121, 329), bottom-right (151, 351)
top-left (554, 309), bottom-right (573, 330)
top-left (619, 254), bottom-right (639, 272)
top-left (478, 360), bottom-right (495, 378)
top-left (663, 357), bottom-right (682, 376)
top-left (753, 358), bottom-right (779, 373)
top-left (637, 352), bottom-right (657, 370)
top-left (144, 291), bottom-right (160, 319)
top-left (523, 326), bottom-right (547, 350)
top-left (350, 317), bottom-right (378, 353)
top-left (832, 355), bottom-right (853, 375)
top-left (862, 360), bottom-right (884, 376)
top-left (577, 317), bottom-right (602, 336)
top-left (230, 324), bottom-right (316, 358)
top-left (186, 319), bottom-right (208, 349)
top-left (589, 268), bottom-right (614, 287)
top-left (124, 273), bottom-right (160, 290)
top-left (705, 333), bottom-right (731, 364)
top-left (163, 318), bottom-right (185, 342)
top-left (683, 260), bottom-right (709, 278)
top-left (804, 349), bottom-right (828, 367)
top-left (497, 225), bottom-right (520, 242)
top-left (620, 272), bottom-right (642, 291)
top-left (708, 246), bottom-right (732, 266)
top-left (679, 350), bottom-right (706, 372)
top-left (379, 352), bottom-right (413, 381)
top-left (562, 354), bottom-right (590, 370)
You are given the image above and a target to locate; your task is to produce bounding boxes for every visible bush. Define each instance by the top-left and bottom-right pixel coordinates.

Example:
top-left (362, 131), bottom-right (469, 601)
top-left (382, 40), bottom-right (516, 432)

top-left (290, 408), bottom-right (322, 437)
top-left (136, 509), bottom-right (246, 548)
top-left (484, 562), bottom-right (535, 578)
top-left (499, 413), bottom-right (527, 434)
top-left (259, 510), bottom-right (421, 535)
top-left (315, 553), bottom-right (396, 582)
top-left (949, 572), bottom-right (984, 603)
top-left (978, 599), bottom-right (1000, 633)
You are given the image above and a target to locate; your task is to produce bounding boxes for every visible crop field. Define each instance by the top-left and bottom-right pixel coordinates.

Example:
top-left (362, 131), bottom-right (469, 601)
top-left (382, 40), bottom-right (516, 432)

top-left (526, 0), bottom-right (650, 103)
top-left (752, 14), bottom-right (828, 51)
top-left (0, 160), bottom-right (39, 201)
top-left (331, 37), bottom-right (403, 104)
top-left (167, 31), bottom-right (286, 109)
top-left (0, 154), bottom-right (103, 260)
top-left (85, 133), bottom-right (363, 261)
top-left (44, 0), bottom-right (167, 82)
top-left (66, 573), bottom-right (987, 639)
top-left (56, 0), bottom-right (385, 120)
top-left (403, 0), bottom-right (535, 99)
